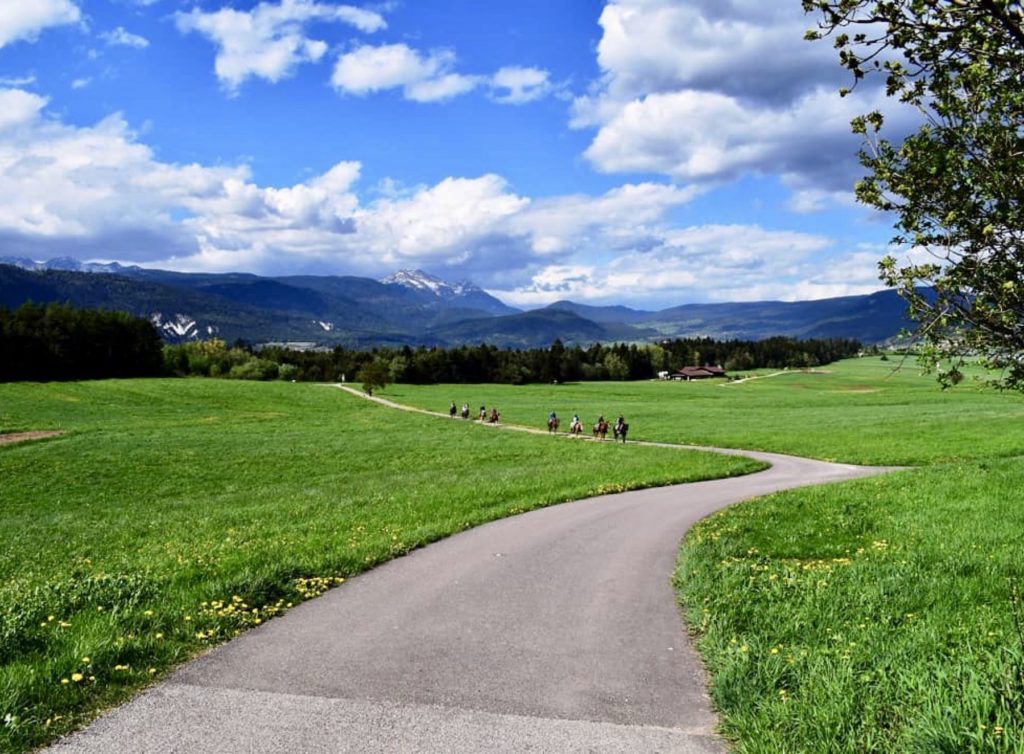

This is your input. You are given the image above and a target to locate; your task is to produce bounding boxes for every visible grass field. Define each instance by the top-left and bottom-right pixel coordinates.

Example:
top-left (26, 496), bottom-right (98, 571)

top-left (387, 357), bottom-right (1024, 465)
top-left (390, 357), bottom-right (1024, 752)
top-left (0, 379), bottom-right (759, 753)
top-left (676, 460), bottom-right (1024, 753)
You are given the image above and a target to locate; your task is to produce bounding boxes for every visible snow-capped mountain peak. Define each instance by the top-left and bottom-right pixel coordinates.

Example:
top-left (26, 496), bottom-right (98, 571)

top-left (381, 269), bottom-right (481, 298)
top-left (0, 256), bottom-right (135, 274)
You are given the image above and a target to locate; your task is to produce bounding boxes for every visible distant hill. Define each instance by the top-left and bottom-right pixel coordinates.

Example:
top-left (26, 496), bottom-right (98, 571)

top-left (545, 300), bottom-right (656, 325)
top-left (0, 259), bottom-right (912, 347)
top-left (639, 290), bottom-right (914, 343)
top-left (429, 309), bottom-right (657, 349)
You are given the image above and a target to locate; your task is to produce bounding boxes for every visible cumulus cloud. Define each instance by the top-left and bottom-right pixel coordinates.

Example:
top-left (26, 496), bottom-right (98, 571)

top-left (572, 0), bottom-right (914, 207)
top-left (0, 0), bottom-right (81, 48)
top-left (493, 223), bottom-right (855, 307)
top-left (0, 87), bottom-right (883, 306)
top-left (101, 27), bottom-right (150, 49)
top-left (176, 0), bottom-right (386, 91)
top-left (331, 43), bottom-right (481, 102)
top-left (332, 45), bottom-right (557, 105)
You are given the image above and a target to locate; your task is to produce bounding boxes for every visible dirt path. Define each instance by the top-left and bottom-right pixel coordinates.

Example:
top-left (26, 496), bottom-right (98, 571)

top-left (0, 430), bottom-right (64, 445)
top-left (721, 368), bottom-right (831, 386)
top-left (51, 390), bottom-right (898, 754)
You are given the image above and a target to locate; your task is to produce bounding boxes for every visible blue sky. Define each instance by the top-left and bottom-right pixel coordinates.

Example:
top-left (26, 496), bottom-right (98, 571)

top-left (0, 0), bottom-right (916, 308)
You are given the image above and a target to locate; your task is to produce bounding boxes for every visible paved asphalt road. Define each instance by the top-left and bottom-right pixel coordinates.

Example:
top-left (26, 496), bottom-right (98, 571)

top-left (50, 395), bottom-right (897, 753)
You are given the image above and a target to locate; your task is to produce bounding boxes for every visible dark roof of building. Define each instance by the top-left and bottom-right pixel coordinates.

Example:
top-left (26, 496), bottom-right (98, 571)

top-left (673, 365), bottom-right (727, 378)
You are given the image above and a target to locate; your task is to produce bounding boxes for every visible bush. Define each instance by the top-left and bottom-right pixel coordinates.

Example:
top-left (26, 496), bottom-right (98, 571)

top-left (227, 359), bottom-right (279, 381)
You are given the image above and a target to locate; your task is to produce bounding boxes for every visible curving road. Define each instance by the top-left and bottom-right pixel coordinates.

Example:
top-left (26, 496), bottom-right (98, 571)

top-left (51, 391), bottom-right (897, 754)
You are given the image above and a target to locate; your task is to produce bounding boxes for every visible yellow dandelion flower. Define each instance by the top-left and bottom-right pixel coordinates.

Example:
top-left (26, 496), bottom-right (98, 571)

top-left (155, 632), bottom-right (164, 639)
top-left (60, 678), bottom-right (69, 685)
top-left (71, 673), bottom-right (83, 683)
top-left (81, 657), bottom-right (90, 664)
top-left (143, 610), bottom-right (154, 617)
top-left (148, 668), bottom-right (156, 674)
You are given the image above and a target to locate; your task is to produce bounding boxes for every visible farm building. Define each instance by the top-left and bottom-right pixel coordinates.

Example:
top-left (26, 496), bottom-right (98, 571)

top-left (671, 365), bottom-right (727, 381)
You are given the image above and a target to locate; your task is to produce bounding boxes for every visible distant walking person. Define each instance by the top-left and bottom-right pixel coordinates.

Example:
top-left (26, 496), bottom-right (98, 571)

top-left (449, 401), bottom-right (457, 418)
top-left (461, 403), bottom-right (470, 420)
top-left (614, 415), bottom-right (629, 443)
top-left (489, 407), bottom-right (500, 424)
top-left (479, 405), bottom-right (487, 421)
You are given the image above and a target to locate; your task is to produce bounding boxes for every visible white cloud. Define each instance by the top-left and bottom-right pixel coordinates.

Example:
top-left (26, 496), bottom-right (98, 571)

top-left (70, 77), bottom-right (91, 90)
top-left (331, 43), bottom-right (481, 102)
top-left (489, 66), bottom-right (552, 105)
top-left (176, 0), bottom-right (386, 91)
top-left (332, 46), bottom-right (556, 105)
top-left (583, 86), bottom-right (879, 192)
top-left (571, 0), bottom-right (913, 206)
top-left (0, 89), bottom-right (242, 255)
top-left (494, 224), bottom-right (881, 307)
top-left (102, 27), bottom-right (150, 49)
top-left (0, 88), bottom-right (888, 306)
top-left (0, 75), bottom-right (37, 87)
top-left (0, 88), bottom-right (48, 130)
top-left (0, 0), bottom-right (81, 48)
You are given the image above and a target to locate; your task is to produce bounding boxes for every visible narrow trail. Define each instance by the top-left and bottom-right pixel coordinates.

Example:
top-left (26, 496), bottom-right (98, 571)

top-left (52, 387), bottom-right (900, 754)
top-left (719, 368), bottom-right (831, 386)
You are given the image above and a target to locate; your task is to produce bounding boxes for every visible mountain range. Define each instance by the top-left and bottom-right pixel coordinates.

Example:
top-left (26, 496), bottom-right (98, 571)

top-left (0, 258), bottom-right (912, 348)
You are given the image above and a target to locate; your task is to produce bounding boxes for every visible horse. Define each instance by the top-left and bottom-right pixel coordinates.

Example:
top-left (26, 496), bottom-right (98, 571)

top-left (592, 419), bottom-right (609, 439)
top-left (547, 417), bottom-right (560, 434)
top-left (614, 422), bottom-right (629, 443)
top-left (461, 405), bottom-right (470, 420)
top-left (569, 419), bottom-right (584, 437)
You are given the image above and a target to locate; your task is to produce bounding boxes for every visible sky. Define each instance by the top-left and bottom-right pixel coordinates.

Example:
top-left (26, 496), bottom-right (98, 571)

top-left (0, 0), bottom-right (922, 309)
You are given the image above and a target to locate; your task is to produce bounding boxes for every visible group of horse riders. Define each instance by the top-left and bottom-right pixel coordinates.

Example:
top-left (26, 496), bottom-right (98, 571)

top-left (450, 402), bottom-right (500, 424)
top-left (548, 411), bottom-right (629, 442)
top-left (446, 401), bottom-right (628, 440)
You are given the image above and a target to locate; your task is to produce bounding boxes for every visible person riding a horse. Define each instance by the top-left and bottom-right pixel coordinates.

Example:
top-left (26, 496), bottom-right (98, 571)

top-left (614, 415), bottom-right (629, 443)
top-left (570, 414), bottom-right (583, 436)
top-left (547, 411), bottom-right (560, 433)
top-left (489, 408), bottom-right (500, 424)
top-left (593, 415), bottom-right (609, 439)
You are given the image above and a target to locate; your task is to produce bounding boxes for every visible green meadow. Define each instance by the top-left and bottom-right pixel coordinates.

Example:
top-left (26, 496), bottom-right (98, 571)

top-left (0, 379), bottom-right (757, 753)
top-left (387, 356), bottom-right (1024, 466)
top-left (393, 356), bottom-right (1024, 752)
top-left (3, 357), bottom-right (1023, 753)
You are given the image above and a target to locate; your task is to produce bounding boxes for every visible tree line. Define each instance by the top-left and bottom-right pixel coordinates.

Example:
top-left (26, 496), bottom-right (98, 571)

top-left (2, 302), bottom-right (862, 384)
top-left (213, 335), bottom-right (862, 385)
top-left (0, 302), bottom-right (164, 382)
